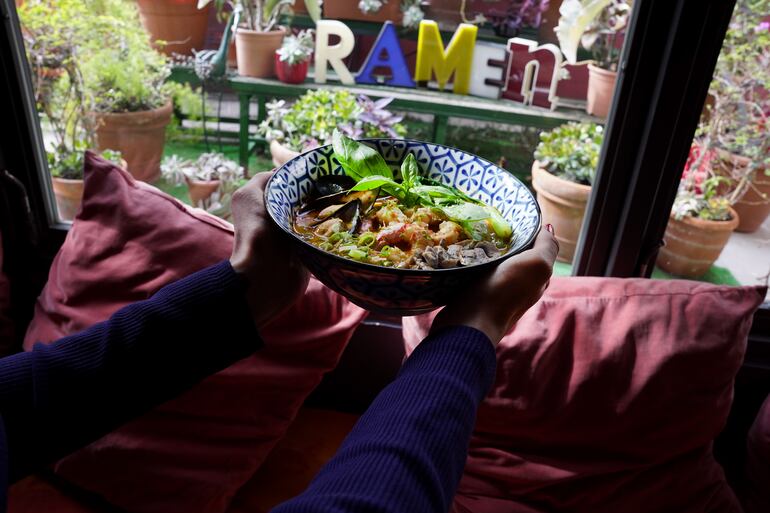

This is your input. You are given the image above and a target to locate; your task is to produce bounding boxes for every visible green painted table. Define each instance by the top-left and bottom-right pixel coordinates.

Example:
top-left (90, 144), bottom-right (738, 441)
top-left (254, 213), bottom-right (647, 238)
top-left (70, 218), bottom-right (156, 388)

top-left (227, 76), bottom-right (600, 167)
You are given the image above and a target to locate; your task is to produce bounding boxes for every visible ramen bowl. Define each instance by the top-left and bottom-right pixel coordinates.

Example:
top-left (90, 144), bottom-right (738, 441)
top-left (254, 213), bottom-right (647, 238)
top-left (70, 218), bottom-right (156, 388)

top-left (265, 139), bottom-right (541, 315)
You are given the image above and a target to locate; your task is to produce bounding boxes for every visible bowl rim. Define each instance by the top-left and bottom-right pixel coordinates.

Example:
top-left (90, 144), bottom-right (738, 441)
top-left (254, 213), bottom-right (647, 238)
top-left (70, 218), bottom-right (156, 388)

top-left (264, 137), bottom-right (542, 275)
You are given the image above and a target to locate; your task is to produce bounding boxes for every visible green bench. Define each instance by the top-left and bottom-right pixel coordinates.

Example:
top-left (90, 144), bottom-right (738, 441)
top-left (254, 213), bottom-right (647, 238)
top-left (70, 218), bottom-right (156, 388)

top-left (227, 76), bottom-right (599, 167)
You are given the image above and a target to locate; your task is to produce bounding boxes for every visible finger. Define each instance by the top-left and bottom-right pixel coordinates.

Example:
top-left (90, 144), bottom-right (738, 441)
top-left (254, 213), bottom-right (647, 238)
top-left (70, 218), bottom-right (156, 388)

top-left (530, 228), bottom-right (559, 267)
top-left (249, 170), bottom-right (274, 190)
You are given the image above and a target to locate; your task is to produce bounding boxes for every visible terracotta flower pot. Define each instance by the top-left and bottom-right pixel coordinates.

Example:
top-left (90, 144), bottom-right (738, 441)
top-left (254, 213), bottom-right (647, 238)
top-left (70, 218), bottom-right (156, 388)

top-left (235, 27), bottom-right (287, 78)
top-left (274, 52), bottom-right (310, 84)
top-left (95, 102), bottom-right (173, 183)
top-left (657, 208), bottom-right (739, 278)
top-left (52, 176), bottom-right (84, 221)
top-left (733, 169), bottom-right (770, 233)
top-left (185, 176), bottom-right (220, 207)
top-left (324, 0), bottom-right (402, 24)
top-left (270, 140), bottom-right (301, 168)
top-left (586, 64), bottom-right (617, 118)
top-left (531, 160), bottom-right (592, 263)
top-left (137, 0), bottom-right (212, 57)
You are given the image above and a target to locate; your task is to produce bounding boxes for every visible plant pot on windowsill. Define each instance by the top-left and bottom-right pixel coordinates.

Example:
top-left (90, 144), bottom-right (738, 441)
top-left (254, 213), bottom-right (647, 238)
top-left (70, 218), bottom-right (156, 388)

top-left (52, 159), bottom-right (127, 221)
top-left (94, 101), bottom-right (173, 183)
top-left (136, 0), bottom-right (212, 57)
top-left (274, 52), bottom-right (310, 84)
top-left (733, 169), bottom-right (770, 233)
top-left (235, 26), bottom-right (287, 78)
top-left (657, 208), bottom-right (740, 278)
top-left (185, 176), bottom-right (220, 207)
top-left (52, 176), bottom-right (84, 221)
top-left (586, 64), bottom-right (617, 118)
top-left (531, 160), bottom-right (592, 263)
top-left (270, 140), bottom-right (301, 168)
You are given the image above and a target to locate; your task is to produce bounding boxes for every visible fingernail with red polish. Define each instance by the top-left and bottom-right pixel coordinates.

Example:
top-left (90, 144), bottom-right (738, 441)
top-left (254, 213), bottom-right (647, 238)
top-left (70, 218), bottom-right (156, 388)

top-left (545, 223), bottom-right (555, 235)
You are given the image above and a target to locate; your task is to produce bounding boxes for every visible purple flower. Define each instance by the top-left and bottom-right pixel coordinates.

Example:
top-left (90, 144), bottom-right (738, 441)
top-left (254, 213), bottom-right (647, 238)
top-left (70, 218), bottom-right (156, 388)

top-left (759, 21), bottom-right (770, 31)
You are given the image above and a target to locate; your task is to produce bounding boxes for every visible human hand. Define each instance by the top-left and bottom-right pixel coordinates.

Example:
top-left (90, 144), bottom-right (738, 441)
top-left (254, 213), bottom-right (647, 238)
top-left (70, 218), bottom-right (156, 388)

top-left (431, 225), bottom-right (559, 346)
top-left (230, 171), bottom-right (310, 329)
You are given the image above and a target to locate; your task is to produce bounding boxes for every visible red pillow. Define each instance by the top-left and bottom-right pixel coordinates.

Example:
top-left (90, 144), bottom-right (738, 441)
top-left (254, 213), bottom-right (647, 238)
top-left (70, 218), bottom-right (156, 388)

top-left (744, 394), bottom-right (770, 513)
top-left (404, 278), bottom-right (766, 513)
top-left (23, 152), bottom-right (368, 513)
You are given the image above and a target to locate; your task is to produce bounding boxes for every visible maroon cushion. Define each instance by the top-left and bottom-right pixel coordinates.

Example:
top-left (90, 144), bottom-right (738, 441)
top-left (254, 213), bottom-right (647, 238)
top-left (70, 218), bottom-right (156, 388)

top-left (23, 152), bottom-right (368, 513)
top-left (744, 394), bottom-right (770, 513)
top-left (404, 277), bottom-right (766, 513)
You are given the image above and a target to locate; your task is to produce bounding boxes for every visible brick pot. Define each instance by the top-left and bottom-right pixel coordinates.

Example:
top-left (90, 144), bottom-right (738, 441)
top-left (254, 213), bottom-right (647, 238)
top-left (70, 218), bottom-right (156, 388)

top-left (137, 0), bottom-right (212, 57)
top-left (52, 177), bottom-right (84, 221)
top-left (185, 177), bottom-right (220, 207)
top-left (586, 64), bottom-right (617, 118)
top-left (95, 102), bottom-right (173, 183)
top-left (235, 27), bottom-right (286, 78)
top-left (733, 170), bottom-right (770, 233)
top-left (657, 208), bottom-right (739, 278)
top-left (531, 160), bottom-right (592, 263)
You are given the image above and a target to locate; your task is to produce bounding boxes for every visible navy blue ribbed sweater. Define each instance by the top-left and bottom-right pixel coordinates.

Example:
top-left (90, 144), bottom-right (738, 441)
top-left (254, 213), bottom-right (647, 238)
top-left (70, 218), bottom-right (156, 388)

top-left (0, 261), bottom-right (496, 513)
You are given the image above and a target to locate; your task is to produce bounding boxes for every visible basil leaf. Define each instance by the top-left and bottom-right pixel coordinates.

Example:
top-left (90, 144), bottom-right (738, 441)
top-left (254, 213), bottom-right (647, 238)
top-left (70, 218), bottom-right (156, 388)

top-left (400, 153), bottom-right (419, 189)
top-left (332, 129), bottom-right (393, 181)
top-left (350, 175), bottom-right (401, 191)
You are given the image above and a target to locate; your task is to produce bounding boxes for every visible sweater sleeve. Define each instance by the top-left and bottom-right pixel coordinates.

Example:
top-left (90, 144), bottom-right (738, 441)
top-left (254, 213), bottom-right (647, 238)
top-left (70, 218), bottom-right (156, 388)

top-left (271, 325), bottom-right (497, 513)
top-left (0, 260), bottom-right (262, 483)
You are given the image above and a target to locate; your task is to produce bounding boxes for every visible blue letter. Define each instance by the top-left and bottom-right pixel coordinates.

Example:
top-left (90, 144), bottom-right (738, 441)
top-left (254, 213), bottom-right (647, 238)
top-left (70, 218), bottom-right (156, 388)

top-left (356, 22), bottom-right (416, 88)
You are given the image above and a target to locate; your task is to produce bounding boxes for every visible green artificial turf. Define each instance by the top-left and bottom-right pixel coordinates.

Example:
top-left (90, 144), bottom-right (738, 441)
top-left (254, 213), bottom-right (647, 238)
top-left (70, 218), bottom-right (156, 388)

top-left (552, 260), bottom-right (740, 286)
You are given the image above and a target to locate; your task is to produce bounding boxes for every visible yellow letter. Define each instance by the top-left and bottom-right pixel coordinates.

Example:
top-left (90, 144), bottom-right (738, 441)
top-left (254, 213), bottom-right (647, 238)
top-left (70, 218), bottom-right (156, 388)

top-left (415, 20), bottom-right (478, 95)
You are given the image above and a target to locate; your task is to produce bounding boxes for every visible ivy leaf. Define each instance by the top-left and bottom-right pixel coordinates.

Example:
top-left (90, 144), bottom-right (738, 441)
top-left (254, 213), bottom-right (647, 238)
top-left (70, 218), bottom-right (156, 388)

top-left (332, 129), bottom-right (393, 181)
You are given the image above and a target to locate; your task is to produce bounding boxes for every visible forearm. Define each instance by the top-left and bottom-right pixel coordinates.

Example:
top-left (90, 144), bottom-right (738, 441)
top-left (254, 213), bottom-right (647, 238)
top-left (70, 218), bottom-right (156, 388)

top-left (271, 326), bottom-right (496, 513)
top-left (0, 260), bottom-right (261, 482)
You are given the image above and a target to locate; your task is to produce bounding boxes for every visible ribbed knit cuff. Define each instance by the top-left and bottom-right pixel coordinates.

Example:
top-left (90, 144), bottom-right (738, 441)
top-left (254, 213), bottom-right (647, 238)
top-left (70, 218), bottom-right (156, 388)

top-left (403, 325), bottom-right (497, 401)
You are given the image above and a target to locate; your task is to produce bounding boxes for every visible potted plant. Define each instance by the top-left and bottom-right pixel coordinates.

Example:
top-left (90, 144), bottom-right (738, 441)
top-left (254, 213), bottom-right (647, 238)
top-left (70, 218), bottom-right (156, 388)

top-left (19, 0), bottom-right (122, 219)
top-left (555, 0), bottom-right (632, 118)
top-left (657, 144), bottom-right (740, 278)
top-left (259, 89), bottom-right (407, 167)
top-left (199, 0), bottom-right (320, 78)
top-left (531, 121), bottom-right (603, 263)
top-left (694, 0), bottom-right (770, 233)
top-left (275, 29), bottom-right (314, 84)
top-left (136, 0), bottom-right (213, 57)
top-left (161, 152), bottom-right (243, 207)
top-left (324, 0), bottom-right (425, 29)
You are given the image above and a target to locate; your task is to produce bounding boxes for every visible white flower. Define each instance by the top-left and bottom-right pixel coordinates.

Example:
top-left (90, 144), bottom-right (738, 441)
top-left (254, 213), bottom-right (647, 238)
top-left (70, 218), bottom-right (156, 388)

top-left (359, 0), bottom-right (385, 14)
top-left (402, 4), bottom-right (424, 29)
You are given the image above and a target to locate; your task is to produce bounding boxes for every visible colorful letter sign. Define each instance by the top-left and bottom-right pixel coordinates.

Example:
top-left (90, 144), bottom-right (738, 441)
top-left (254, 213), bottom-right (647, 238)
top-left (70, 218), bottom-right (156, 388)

top-left (311, 18), bottom-right (592, 112)
top-left (315, 20), bottom-right (356, 85)
top-left (415, 20), bottom-right (478, 95)
top-left (503, 38), bottom-right (563, 109)
top-left (357, 21), bottom-right (416, 87)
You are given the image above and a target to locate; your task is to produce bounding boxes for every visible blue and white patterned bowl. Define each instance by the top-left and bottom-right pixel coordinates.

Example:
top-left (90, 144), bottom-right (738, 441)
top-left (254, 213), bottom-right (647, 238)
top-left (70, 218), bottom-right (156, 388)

top-left (265, 139), bottom-right (541, 315)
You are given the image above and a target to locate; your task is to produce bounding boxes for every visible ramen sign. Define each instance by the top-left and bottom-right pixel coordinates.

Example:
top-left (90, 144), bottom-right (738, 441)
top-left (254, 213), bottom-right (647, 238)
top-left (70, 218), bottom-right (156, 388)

top-left (313, 19), bottom-right (590, 111)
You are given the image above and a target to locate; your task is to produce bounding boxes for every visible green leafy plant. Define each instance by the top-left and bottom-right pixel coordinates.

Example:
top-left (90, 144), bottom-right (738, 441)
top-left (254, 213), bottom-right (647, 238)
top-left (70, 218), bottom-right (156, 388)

top-left (672, 143), bottom-right (734, 221)
top-left (694, 0), bottom-right (770, 205)
top-left (332, 130), bottom-right (511, 240)
top-left (198, 0), bottom-right (321, 31)
top-left (161, 152), bottom-right (243, 184)
top-left (555, 0), bottom-right (632, 70)
top-left (534, 122), bottom-right (603, 185)
top-left (277, 29), bottom-right (314, 65)
top-left (259, 90), bottom-right (406, 152)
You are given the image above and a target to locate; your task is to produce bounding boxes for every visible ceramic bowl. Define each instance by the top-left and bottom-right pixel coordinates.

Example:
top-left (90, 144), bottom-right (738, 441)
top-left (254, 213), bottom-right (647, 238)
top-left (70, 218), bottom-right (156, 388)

top-left (265, 139), bottom-right (541, 315)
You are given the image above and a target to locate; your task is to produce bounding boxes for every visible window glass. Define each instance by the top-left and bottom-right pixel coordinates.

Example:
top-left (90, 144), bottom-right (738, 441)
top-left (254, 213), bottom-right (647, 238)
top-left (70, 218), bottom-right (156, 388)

top-left (655, 0), bottom-right (770, 297)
